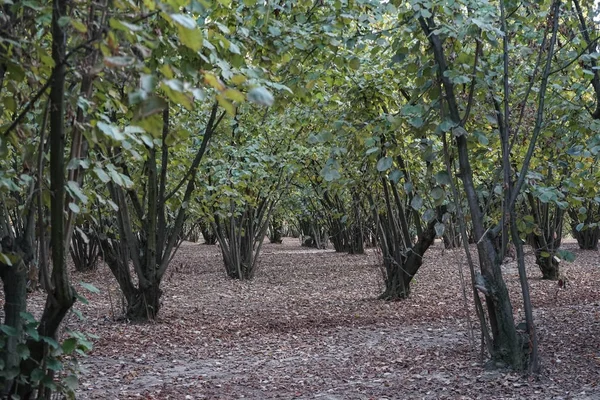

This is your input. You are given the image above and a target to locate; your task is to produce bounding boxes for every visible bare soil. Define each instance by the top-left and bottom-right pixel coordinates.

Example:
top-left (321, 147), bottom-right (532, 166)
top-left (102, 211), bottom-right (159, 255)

top-left (12, 239), bottom-right (600, 399)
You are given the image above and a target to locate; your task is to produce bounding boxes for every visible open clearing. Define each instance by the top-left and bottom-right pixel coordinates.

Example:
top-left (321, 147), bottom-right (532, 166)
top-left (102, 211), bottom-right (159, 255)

top-left (17, 239), bottom-right (600, 399)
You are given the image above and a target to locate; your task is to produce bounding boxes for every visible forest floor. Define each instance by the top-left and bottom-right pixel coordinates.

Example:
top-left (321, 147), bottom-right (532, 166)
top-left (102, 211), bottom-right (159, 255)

top-left (12, 238), bottom-right (600, 399)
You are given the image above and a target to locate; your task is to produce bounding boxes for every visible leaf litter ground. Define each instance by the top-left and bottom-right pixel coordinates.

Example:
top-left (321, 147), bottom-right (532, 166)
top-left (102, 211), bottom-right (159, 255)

top-left (10, 239), bottom-right (600, 399)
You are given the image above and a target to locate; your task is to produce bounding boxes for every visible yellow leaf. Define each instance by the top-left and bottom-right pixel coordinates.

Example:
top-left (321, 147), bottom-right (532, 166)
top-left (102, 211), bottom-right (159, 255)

top-left (230, 75), bottom-right (247, 85)
top-left (71, 19), bottom-right (88, 34)
top-left (142, 0), bottom-right (155, 10)
top-left (223, 88), bottom-right (245, 102)
top-left (178, 26), bottom-right (203, 52)
top-left (203, 72), bottom-right (225, 91)
top-left (217, 94), bottom-right (236, 116)
top-left (160, 64), bottom-right (174, 79)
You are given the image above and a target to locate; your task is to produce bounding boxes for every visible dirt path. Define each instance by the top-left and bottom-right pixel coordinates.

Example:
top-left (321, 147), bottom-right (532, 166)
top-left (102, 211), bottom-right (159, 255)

top-left (10, 239), bottom-right (600, 399)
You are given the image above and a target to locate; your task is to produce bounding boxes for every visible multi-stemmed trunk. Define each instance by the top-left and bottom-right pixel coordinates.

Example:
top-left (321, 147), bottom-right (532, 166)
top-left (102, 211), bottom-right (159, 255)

top-left (417, 1), bottom-right (560, 370)
top-left (0, 2), bottom-right (76, 395)
top-left (569, 207), bottom-right (599, 250)
top-left (213, 199), bottom-right (276, 280)
top-left (101, 104), bottom-right (222, 320)
top-left (527, 193), bottom-right (563, 280)
top-left (70, 224), bottom-right (100, 271)
top-left (269, 216), bottom-right (284, 244)
top-left (372, 175), bottom-right (440, 301)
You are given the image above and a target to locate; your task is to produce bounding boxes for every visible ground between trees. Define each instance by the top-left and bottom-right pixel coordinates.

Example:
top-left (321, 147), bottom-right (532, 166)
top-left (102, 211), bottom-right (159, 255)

top-left (2, 238), bottom-right (599, 399)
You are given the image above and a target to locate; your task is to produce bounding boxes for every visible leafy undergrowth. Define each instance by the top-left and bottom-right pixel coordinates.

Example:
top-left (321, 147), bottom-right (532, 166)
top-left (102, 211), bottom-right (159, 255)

top-left (11, 239), bottom-right (600, 399)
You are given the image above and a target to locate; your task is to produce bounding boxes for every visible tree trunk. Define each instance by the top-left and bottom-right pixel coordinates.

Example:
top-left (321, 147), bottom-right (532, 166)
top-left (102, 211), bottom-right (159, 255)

top-left (443, 221), bottom-right (462, 249)
top-left (569, 207), bottom-right (599, 250)
top-left (200, 221), bottom-right (217, 245)
top-left (527, 193), bottom-right (563, 280)
top-left (349, 193), bottom-right (365, 254)
top-left (378, 213), bottom-right (439, 300)
top-left (125, 284), bottom-right (162, 320)
top-left (70, 226), bottom-right (100, 271)
top-left (572, 225), bottom-right (599, 250)
top-left (269, 217), bottom-right (284, 244)
top-left (0, 256), bottom-right (27, 395)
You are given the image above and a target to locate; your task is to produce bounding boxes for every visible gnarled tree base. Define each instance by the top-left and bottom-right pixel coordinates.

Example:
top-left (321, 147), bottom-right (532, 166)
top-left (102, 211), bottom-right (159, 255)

top-left (573, 227), bottom-right (599, 251)
top-left (125, 285), bottom-right (162, 321)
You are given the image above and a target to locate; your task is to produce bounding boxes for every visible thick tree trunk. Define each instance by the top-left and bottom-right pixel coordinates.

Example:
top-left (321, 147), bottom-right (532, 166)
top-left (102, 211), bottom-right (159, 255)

top-left (200, 222), bottom-right (217, 245)
top-left (125, 284), bottom-right (162, 320)
top-left (269, 218), bottom-right (284, 244)
top-left (569, 208), bottom-right (599, 250)
top-left (328, 219), bottom-right (350, 252)
top-left (378, 209), bottom-right (439, 301)
top-left (572, 226), bottom-right (599, 250)
top-left (534, 252), bottom-right (559, 280)
top-left (0, 257), bottom-right (27, 395)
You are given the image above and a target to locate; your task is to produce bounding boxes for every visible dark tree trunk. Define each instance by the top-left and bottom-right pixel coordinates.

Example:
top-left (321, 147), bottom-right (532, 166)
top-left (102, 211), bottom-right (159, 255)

top-left (379, 215), bottom-right (438, 300)
top-left (214, 199), bottom-right (275, 280)
top-left (569, 207), bottom-right (600, 250)
top-left (443, 221), bottom-right (462, 249)
top-left (200, 221), bottom-right (217, 245)
top-left (0, 251), bottom-right (28, 396)
top-left (328, 218), bottom-right (350, 252)
top-left (70, 226), bottom-right (100, 271)
top-left (299, 217), bottom-right (326, 249)
top-left (125, 284), bottom-right (162, 320)
top-left (349, 193), bottom-right (364, 254)
top-left (348, 223), bottom-right (364, 254)
top-left (572, 225), bottom-right (599, 250)
top-left (269, 217), bottom-right (284, 244)
top-left (527, 193), bottom-right (563, 280)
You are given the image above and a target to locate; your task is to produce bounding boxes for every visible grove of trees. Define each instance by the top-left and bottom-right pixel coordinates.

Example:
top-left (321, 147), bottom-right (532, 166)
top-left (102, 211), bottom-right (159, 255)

top-left (0, 0), bottom-right (599, 397)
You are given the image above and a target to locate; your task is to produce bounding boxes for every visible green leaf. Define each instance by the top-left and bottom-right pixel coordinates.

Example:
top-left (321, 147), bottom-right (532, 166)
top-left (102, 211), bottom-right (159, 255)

top-left (575, 223), bottom-right (584, 232)
top-left (247, 87), bottom-right (274, 107)
top-left (80, 282), bottom-right (100, 294)
top-left (376, 157), bottom-right (392, 172)
top-left (25, 326), bottom-right (39, 341)
top-left (439, 118), bottom-right (456, 132)
top-left (71, 19), bottom-right (87, 33)
top-left (540, 251), bottom-right (551, 258)
top-left (67, 181), bottom-right (88, 204)
top-left (434, 171), bottom-right (452, 185)
top-left (16, 343), bottom-right (30, 360)
top-left (62, 338), bottom-right (78, 355)
top-left (557, 249), bottom-right (576, 262)
top-left (177, 25), bottom-right (203, 52)
top-left (348, 57), bottom-right (360, 70)
top-left (136, 96), bottom-right (168, 119)
top-left (19, 312), bottom-right (36, 324)
top-left (93, 167), bottom-right (110, 183)
top-left (389, 169), bottom-right (403, 183)
top-left (423, 209), bottom-right (436, 222)
top-left (46, 357), bottom-right (62, 371)
top-left (64, 375), bottom-right (78, 391)
top-left (431, 187), bottom-right (445, 200)
top-left (170, 13), bottom-right (196, 29)
top-left (41, 336), bottom-right (60, 349)
top-left (30, 368), bottom-right (45, 383)
top-left (0, 325), bottom-right (18, 336)
top-left (411, 195), bottom-right (423, 211)
top-left (0, 253), bottom-right (12, 266)
top-left (68, 203), bottom-right (81, 213)
top-left (322, 166), bottom-right (341, 182)
top-left (434, 222), bottom-right (445, 237)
